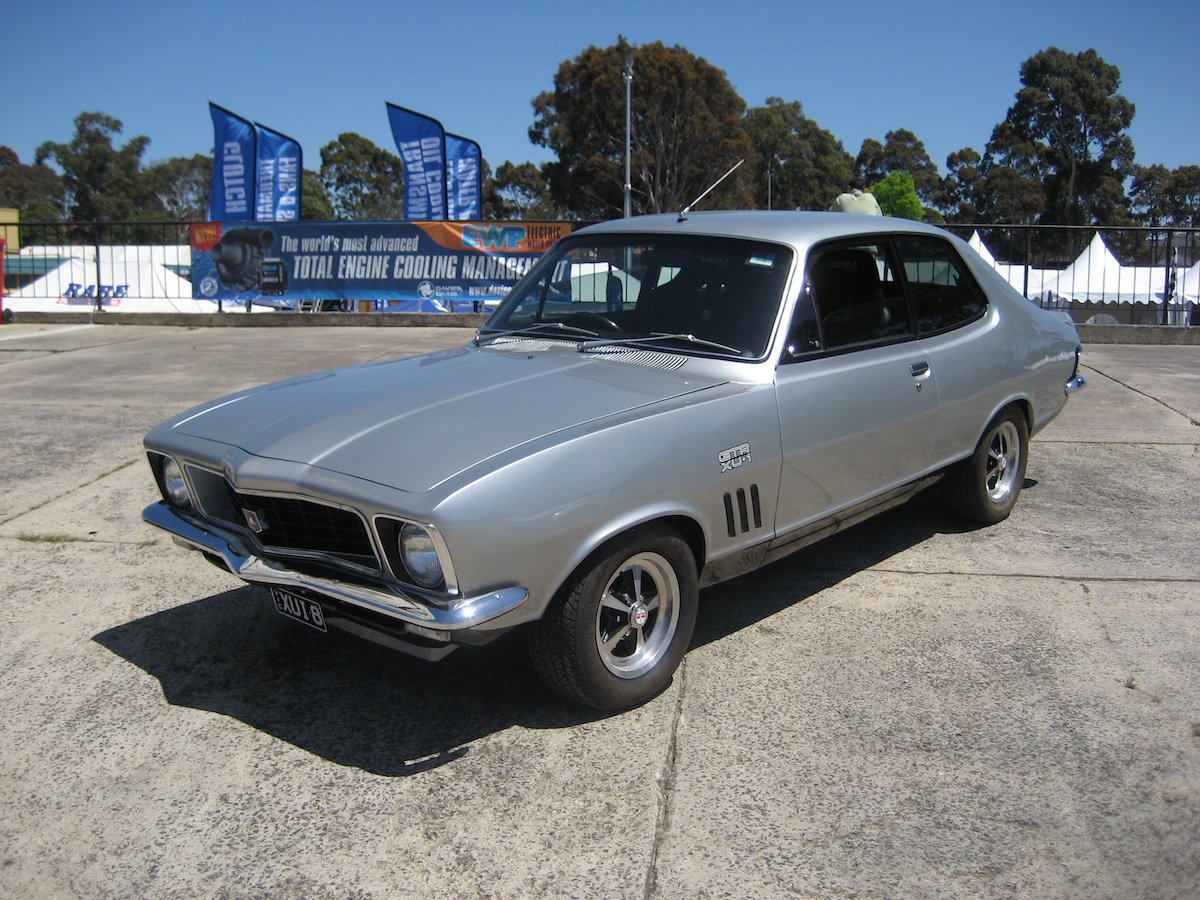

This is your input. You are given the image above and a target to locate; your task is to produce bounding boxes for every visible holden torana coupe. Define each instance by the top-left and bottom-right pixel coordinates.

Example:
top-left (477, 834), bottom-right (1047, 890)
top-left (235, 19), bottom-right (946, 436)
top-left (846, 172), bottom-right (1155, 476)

top-left (143, 211), bottom-right (1085, 710)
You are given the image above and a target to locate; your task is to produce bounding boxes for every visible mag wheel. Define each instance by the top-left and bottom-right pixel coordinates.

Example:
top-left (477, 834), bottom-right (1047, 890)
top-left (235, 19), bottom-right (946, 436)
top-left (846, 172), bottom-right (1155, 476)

top-left (946, 408), bottom-right (1029, 525)
top-left (529, 525), bottom-right (698, 711)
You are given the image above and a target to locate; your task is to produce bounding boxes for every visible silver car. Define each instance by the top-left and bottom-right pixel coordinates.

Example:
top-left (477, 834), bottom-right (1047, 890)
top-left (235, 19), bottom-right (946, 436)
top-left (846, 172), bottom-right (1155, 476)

top-left (143, 211), bottom-right (1086, 710)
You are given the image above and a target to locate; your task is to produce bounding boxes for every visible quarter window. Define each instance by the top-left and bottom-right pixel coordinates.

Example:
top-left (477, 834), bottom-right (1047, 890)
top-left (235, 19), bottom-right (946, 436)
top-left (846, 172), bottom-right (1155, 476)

top-left (894, 236), bottom-right (987, 335)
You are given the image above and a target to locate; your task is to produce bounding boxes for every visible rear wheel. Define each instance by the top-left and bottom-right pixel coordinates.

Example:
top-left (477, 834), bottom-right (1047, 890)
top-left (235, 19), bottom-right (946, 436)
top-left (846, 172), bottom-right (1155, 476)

top-left (528, 525), bottom-right (698, 710)
top-left (945, 408), bottom-right (1029, 525)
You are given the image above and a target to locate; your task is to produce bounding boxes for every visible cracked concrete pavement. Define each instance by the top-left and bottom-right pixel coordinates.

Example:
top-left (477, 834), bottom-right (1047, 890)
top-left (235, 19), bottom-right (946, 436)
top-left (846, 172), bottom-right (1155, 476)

top-left (0, 323), bottom-right (1197, 898)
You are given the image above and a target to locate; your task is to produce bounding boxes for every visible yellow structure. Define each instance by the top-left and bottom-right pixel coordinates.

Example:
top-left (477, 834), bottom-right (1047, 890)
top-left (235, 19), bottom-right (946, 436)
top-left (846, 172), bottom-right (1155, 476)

top-left (0, 208), bottom-right (18, 251)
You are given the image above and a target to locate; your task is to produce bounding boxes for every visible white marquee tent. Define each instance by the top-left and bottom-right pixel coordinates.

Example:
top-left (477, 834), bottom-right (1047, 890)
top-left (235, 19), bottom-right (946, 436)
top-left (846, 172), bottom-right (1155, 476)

top-left (4, 245), bottom-right (252, 313)
top-left (969, 231), bottom-right (1197, 323)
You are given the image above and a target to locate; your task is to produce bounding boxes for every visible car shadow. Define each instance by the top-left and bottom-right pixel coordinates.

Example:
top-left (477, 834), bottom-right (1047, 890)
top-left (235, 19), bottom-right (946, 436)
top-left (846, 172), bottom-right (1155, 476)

top-left (94, 502), bottom-right (983, 776)
top-left (93, 588), bottom-right (591, 777)
top-left (692, 500), bottom-right (979, 648)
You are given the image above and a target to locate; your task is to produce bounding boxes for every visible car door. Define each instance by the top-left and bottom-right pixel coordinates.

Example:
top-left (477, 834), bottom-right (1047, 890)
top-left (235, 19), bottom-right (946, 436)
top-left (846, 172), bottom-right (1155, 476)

top-left (772, 239), bottom-right (940, 539)
top-left (892, 233), bottom-right (995, 467)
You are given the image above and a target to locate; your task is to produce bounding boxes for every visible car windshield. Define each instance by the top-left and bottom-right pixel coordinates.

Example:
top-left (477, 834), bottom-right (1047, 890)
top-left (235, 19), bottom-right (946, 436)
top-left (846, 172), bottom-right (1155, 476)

top-left (482, 233), bottom-right (793, 359)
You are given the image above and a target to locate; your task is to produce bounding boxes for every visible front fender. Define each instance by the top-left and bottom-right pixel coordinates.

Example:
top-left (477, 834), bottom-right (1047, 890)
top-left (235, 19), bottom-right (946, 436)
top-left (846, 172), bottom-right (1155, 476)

top-left (429, 382), bottom-right (783, 623)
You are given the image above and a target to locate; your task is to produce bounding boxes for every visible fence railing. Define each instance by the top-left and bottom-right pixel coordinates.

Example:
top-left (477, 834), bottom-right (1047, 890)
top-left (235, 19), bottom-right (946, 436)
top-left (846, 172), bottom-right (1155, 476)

top-left (943, 224), bottom-right (1200, 325)
top-left (3, 220), bottom-right (1198, 324)
top-left (1, 221), bottom-right (196, 312)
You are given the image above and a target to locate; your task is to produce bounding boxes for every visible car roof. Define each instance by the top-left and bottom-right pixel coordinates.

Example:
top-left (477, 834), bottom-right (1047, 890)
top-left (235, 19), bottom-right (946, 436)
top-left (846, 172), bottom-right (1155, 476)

top-left (576, 210), bottom-right (950, 249)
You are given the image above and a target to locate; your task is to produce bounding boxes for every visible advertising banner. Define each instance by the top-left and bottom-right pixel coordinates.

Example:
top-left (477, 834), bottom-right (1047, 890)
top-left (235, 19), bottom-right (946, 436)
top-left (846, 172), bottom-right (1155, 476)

top-left (208, 103), bottom-right (255, 221)
top-left (254, 124), bottom-right (302, 222)
top-left (386, 104), bottom-right (447, 221)
top-left (446, 133), bottom-right (483, 221)
top-left (189, 221), bottom-right (572, 311)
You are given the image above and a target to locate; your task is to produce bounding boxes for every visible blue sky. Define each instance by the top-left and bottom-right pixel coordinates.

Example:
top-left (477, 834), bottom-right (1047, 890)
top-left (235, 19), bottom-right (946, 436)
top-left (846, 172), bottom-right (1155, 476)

top-left (6, 0), bottom-right (1197, 180)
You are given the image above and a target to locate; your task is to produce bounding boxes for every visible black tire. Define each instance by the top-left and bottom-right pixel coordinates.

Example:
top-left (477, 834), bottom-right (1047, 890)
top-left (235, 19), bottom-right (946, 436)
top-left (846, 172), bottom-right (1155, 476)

top-left (528, 525), bottom-right (698, 711)
top-left (945, 407), bottom-right (1030, 525)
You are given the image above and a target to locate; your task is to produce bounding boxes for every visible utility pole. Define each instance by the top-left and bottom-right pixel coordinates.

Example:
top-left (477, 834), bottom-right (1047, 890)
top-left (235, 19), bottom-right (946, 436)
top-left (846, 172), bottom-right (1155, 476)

top-left (623, 56), bottom-right (633, 218)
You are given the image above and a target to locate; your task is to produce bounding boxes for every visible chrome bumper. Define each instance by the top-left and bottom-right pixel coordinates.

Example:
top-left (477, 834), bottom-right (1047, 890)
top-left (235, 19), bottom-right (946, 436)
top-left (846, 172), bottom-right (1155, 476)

top-left (142, 501), bottom-right (529, 636)
top-left (1065, 374), bottom-right (1087, 394)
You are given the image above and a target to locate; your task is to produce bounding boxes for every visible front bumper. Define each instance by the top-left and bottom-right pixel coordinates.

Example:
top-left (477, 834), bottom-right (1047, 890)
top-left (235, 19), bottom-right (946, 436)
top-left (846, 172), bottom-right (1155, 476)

top-left (142, 501), bottom-right (529, 648)
top-left (1065, 374), bottom-right (1087, 394)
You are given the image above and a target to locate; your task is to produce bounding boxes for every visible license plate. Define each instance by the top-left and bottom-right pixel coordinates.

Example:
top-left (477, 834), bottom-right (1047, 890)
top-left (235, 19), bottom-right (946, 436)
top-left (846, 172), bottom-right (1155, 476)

top-left (270, 587), bottom-right (327, 633)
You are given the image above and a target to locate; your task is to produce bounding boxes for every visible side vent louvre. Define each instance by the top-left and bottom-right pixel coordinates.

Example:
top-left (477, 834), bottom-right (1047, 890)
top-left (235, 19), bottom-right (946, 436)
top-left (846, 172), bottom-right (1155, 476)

top-left (723, 485), bottom-right (762, 537)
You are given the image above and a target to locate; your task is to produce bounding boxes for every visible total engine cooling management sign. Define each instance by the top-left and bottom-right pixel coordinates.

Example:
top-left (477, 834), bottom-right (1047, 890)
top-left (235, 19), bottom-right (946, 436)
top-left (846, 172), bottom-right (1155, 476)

top-left (190, 221), bottom-right (572, 312)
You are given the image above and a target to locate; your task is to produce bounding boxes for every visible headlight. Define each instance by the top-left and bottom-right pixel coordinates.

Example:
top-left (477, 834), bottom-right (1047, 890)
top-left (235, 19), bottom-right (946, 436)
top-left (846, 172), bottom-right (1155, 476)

top-left (399, 523), bottom-right (444, 588)
top-left (161, 457), bottom-right (192, 509)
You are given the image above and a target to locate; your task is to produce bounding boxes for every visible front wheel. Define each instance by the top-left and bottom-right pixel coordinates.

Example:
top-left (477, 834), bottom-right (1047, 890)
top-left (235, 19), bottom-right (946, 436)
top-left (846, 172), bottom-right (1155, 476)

top-left (944, 408), bottom-right (1030, 525)
top-left (528, 525), bottom-right (698, 710)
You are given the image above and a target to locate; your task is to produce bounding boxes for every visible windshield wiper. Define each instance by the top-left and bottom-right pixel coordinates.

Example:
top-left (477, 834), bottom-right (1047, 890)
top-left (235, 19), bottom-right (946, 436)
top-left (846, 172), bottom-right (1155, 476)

top-left (475, 321), bottom-right (600, 345)
top-left (579, 332), bottom-right (744, 356)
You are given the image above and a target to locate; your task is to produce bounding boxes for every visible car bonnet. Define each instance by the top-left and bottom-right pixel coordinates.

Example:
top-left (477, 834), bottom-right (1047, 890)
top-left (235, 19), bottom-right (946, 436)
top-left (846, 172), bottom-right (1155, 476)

top-left (165, 345), bottom-right (724, 493)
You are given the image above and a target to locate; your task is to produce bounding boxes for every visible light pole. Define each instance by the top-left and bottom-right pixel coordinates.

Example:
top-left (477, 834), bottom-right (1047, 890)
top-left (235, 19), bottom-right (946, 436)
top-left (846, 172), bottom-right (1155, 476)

top-left (767, 154), bottom-right (782, 210)
top-left (623, 57), bottom-right (633, 218)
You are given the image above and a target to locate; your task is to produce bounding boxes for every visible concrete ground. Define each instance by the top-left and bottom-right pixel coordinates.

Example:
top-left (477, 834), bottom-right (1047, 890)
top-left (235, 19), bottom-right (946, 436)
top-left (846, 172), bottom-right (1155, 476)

top-left (0, 323), bottom-right (1196, 899)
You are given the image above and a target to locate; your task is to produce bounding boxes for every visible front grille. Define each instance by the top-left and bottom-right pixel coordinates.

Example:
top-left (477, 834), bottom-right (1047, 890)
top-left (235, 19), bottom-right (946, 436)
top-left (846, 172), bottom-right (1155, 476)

top-left (230, 491), bottom-right (378, 569)
top-left (183, 464), bottom-right (380, 572)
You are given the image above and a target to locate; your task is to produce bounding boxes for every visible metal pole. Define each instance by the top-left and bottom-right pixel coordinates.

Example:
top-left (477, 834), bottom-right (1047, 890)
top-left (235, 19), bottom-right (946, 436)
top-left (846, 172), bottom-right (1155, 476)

top-left (1162, 231), bottom-right (1175, 326)
top-left (94, 238), bottom-right (103, 314)
top-left (623, 58), bottom-right (633, 218)
top-left (1023, 228), bottom-right (1032, 301)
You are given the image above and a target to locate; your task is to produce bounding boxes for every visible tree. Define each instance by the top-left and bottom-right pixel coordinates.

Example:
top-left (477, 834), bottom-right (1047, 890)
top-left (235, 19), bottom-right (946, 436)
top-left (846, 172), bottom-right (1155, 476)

top-left (531, 37), bottom-right (753, 218)
top-left (319, 132), bottom-right (404, 220)
top-left (1129, 164), bottom-right (1200, 227)
top-left (142, 154), bottom-right (210, 220)
top-left (743, 98), bottom-right (853, 211)
top-left (487, 161), bottom-right (560, 219)
top-left (856, 129), bottom-right (940, 205)
top-left (0, 146), bottom-right (66, 220)
top-left (35, 112), bottom-right (153, 220)
top-left (935, 147), bottom-right (984, 222)
top-left (986, 48), bottom-right (1135, 224)
top-left (300, 169), bottom-right (334, 220)
top-left (868, 173), bottom-right (924, 220)
top-left (975, 164), bottom-right (1046, 225)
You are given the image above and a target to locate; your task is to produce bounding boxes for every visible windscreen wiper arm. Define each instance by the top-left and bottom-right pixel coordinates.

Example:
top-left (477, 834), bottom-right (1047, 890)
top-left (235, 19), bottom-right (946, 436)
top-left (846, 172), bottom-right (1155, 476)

top-left (475, 321), bottom-right (600, 345)
top-left (578, 332), bottom-right (743, 355)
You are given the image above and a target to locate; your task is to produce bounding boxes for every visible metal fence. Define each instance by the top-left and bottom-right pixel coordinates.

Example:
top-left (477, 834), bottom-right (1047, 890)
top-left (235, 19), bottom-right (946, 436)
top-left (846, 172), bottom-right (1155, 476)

top-left (1, 221), bottom-right (196, 312)
top-left (3, 220), bottom-right (1198, 324)
top-left (943, 224), bottom-right (1200, 326)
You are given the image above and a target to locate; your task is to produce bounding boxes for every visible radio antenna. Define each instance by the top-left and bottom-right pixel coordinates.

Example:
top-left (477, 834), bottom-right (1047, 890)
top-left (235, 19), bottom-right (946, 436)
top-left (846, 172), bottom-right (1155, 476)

top-left (678, 159), bottom-right (745, 222)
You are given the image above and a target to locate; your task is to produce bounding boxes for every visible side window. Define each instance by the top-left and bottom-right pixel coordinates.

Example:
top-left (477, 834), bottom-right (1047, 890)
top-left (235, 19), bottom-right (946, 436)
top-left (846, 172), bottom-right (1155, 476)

top-left (789, 241), bottom-right (912, 355)
top-left (894, 236), bottom-right (987, 335)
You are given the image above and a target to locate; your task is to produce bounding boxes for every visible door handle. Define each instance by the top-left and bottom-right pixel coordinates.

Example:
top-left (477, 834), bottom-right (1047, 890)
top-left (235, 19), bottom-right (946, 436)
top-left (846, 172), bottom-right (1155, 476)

top-left (910, 361), bottom-right (930, 377)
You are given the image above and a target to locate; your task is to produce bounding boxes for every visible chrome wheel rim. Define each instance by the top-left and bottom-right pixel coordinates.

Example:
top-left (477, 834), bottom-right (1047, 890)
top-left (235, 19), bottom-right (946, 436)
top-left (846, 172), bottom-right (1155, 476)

top-left (985, 420), bottom-right (1021, 504)
top-left (595, 551), bottom-right (680, 679)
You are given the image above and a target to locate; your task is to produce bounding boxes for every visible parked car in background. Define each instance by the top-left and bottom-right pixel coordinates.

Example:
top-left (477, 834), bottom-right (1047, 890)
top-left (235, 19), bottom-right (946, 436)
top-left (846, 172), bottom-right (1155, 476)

top-left (143, 211), bottom-right (1086, 710)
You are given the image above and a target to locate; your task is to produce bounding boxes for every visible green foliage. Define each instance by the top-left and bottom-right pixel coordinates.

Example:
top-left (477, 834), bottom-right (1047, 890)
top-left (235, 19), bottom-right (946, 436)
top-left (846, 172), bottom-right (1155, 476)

top-left (35, 112), bottom-right (153, 221)
top-left (985, 47), bottom-right (1135, 224)
top-left (531, 37), bottom-right (753, 218)
top-left (868, 173), bottom-right (924, 220)
top-left (1129, 164), bottom-right (1200, 227)
top-left (0, 146), bottom-right (66, 220)
top-left (744, 98), bottom-right (853, 211)
top-left (934, 147), bottom-right (983, 221)
top-left (487, 161), bottom-right (560, 219)
top-left (142, 154), bottom-right (210, 220)
top-left (300, 169), bottom-right (334, 220)
top-left (1, 44), bottom-right (1191, 229)
top-left (856, 129), bottom-right (940, 205)
top-left (319, 132), bottom-right (405, 220)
